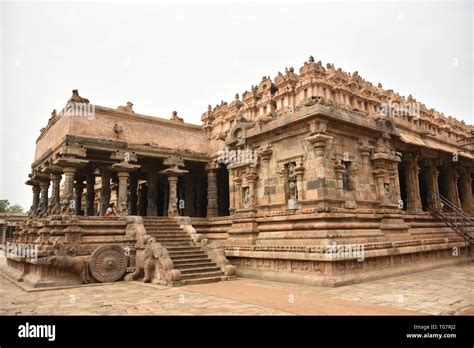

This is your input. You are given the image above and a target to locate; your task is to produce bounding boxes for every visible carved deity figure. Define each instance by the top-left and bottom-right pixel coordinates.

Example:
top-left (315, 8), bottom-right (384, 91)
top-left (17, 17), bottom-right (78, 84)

top-left (288, 163), bottom-right (298, 200)
top-left (287, 163), bottom-right (298, 210)
top-left (243, 187), bottom-right (250, 208)
top-left (384, 183), bottom-right (392, 201)
top-left (342, 165), bottom-right (350, 191)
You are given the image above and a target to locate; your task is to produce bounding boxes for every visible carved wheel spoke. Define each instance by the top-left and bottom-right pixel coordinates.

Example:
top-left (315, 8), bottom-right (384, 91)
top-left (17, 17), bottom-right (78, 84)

top-left (89, 245), bottom-right (127, 283)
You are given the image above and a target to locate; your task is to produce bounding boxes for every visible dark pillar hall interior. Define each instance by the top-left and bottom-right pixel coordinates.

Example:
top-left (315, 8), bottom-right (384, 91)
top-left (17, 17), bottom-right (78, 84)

top-left (217, 163), bottom-right (230, 216)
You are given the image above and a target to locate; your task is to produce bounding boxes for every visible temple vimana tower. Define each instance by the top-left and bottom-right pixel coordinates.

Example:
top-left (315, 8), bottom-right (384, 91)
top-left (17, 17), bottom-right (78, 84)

top-left (4, 56), bottom-right (473, 288)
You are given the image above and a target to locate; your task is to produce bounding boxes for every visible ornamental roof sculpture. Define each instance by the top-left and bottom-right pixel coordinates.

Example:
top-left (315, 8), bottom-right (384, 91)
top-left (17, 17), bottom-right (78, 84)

top-left (201, 56), bottom-right (473, 140)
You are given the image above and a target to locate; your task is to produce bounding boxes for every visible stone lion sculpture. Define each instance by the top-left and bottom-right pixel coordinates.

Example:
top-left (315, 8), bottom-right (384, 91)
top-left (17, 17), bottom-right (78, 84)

top-left (117, 101), bottom-right (134, 113)
top-left (125, 235), bottom-right (181, 285)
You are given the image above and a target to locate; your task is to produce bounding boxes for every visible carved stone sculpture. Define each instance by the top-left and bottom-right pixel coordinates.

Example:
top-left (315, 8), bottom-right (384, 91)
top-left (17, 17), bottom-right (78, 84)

top-left (44, 238), bottom-right (90, 284)
top-left (203, 241), bottom-right (236, 276)
top-left (243, 187), bottom-right (250, 208)
top-left (170, 111), bottom-right (184, 122)
top-left (48, 196), bottom-right (61, 215)
top-left (89, 245), bottom-right (128, 283)
top-left (36, 201), bottom-right (47, 218)
top-left (60, 194), bottom-right (75, 216)
top-left (117, 101), bottom-right (134, 113)
top-left (288, 163), bottom-right (298, 201)
top-left (68, 89), bottom-right (90, 104)
top-left (124, 235), bottom-right (181, 285)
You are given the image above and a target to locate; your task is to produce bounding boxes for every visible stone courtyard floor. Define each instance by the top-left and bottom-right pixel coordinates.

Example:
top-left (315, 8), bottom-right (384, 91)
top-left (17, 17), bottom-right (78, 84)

top-left (0, 263), bottom-right (472, 315)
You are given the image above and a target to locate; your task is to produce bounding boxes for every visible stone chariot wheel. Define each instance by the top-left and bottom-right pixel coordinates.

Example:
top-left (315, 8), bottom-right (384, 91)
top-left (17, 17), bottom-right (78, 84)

top-left (89, 245), bottom-right (128, 283)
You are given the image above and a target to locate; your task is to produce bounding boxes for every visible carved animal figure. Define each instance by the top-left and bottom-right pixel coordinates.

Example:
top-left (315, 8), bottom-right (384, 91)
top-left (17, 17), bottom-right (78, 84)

top-left (60, 194), bottom-right (75, 215)
top-left (45, 238), bottom-right (89, 283)
top-left (125, 236), bottom-right (180, 284)
top-left (48, 196), bottom-right (61, 215)
top-left (117, 101), bottom-right (134, 113)
top-left (36, 201), bottom-right (47, 218)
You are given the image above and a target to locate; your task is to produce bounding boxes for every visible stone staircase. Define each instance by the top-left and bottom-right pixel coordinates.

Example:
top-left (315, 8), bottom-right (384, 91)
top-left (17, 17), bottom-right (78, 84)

top-left (143, 217), bottom-right (228, 285)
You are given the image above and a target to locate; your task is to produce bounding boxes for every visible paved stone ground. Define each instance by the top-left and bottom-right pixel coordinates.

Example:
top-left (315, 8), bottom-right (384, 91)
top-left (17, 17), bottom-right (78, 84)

top-left (0, 263), bottom-right (472, 315)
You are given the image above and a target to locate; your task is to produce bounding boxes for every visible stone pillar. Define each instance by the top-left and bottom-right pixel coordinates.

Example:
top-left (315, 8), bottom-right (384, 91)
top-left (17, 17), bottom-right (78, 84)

top-left (459, 169), bottom-right (472, 214)
top-left (100, 169), bottom-right (111, 216)
top-left (86, 173), bottom-right (95, 216)
top-left (234, 176), bottom-right (242, 210)
top-left (404, 159), bottom-right (423, 212)
top-left (147, 171), bottom-right (158, 216)
top-left (50, 174), bottom-right (61, 205)
top-left (158, 157), bottom-right (188, 216)
top-left (260, 148), bottom-right (273, 205)
top-left (32, 185), bottom-right (40, 215)
top-left (111, 162), bottom-right (140, 216)
top-left (117, 171), bottom-right (130, 216)
top-left (373, 169), bottom-right (388, 206)
top-left (390, 164), bottom-right (401, 205)
top-left (39, 180), bottom-right (50, 210)
top-left (245, 173), bottom-right (258, 209)
top-left (167, 176), bottom-right (179, 216)
top-left (47, 173), bottom-right (61, 214)
top-left (334, 161), bottom-right (345, 201)
top-left (74, 180), bottom-right (84, 215)
top-left (305, 130), bottom-right (332, 178)
top-left (444, 165), bottom-right (461, 208)
top-left (62, 167), bottom-right (77, 214)
top-left (424, 162), bottom-right (441, 211)
top-left (295, 164), bottom-right (305, 202)
top-left (206, 169), bottom-right (218, 217)
top-left (130, 174), bottom-right (138, 216)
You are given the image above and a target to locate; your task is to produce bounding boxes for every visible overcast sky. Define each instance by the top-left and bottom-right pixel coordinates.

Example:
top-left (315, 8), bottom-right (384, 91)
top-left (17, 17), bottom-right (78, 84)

top-left (1, 0), bottom-right (472, 210)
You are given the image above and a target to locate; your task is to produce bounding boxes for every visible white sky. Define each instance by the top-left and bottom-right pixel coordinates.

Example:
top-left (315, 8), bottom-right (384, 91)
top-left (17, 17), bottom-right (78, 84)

top-left (1, 0), bottom-right (473, 210)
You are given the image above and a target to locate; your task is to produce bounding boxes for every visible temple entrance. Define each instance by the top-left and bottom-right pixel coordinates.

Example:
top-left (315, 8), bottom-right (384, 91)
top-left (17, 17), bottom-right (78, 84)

top-left (217, 164), bottom-right (230, 216)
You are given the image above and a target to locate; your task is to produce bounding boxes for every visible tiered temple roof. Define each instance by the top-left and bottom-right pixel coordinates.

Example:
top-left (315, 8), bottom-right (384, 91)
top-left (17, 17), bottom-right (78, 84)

top-left (201, 56), bottom-right (473, 143)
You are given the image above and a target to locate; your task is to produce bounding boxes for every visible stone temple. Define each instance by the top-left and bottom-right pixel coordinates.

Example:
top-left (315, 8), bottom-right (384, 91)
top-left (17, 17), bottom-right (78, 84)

top-left (3, 56), bottom-right (473, 288)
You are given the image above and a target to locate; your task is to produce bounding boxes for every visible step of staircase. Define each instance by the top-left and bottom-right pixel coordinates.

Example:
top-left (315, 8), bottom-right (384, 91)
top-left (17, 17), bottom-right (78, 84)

top-left (180, 270), bottom-right (225, 280)
top-left (143, 217), bottom-right (229, 285)
top-left (173, 260), bottom-right (215, 268)
top-left (181, 276), bottom-right (224, 286)
top-left (160, 242), bottom-right (195, 247)
top-left (178, 266), bottom-right (222, 275)
top-left (166, 245), bottom-right (202, 250)
top-left (155, 238), bottom-right (194, 243)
